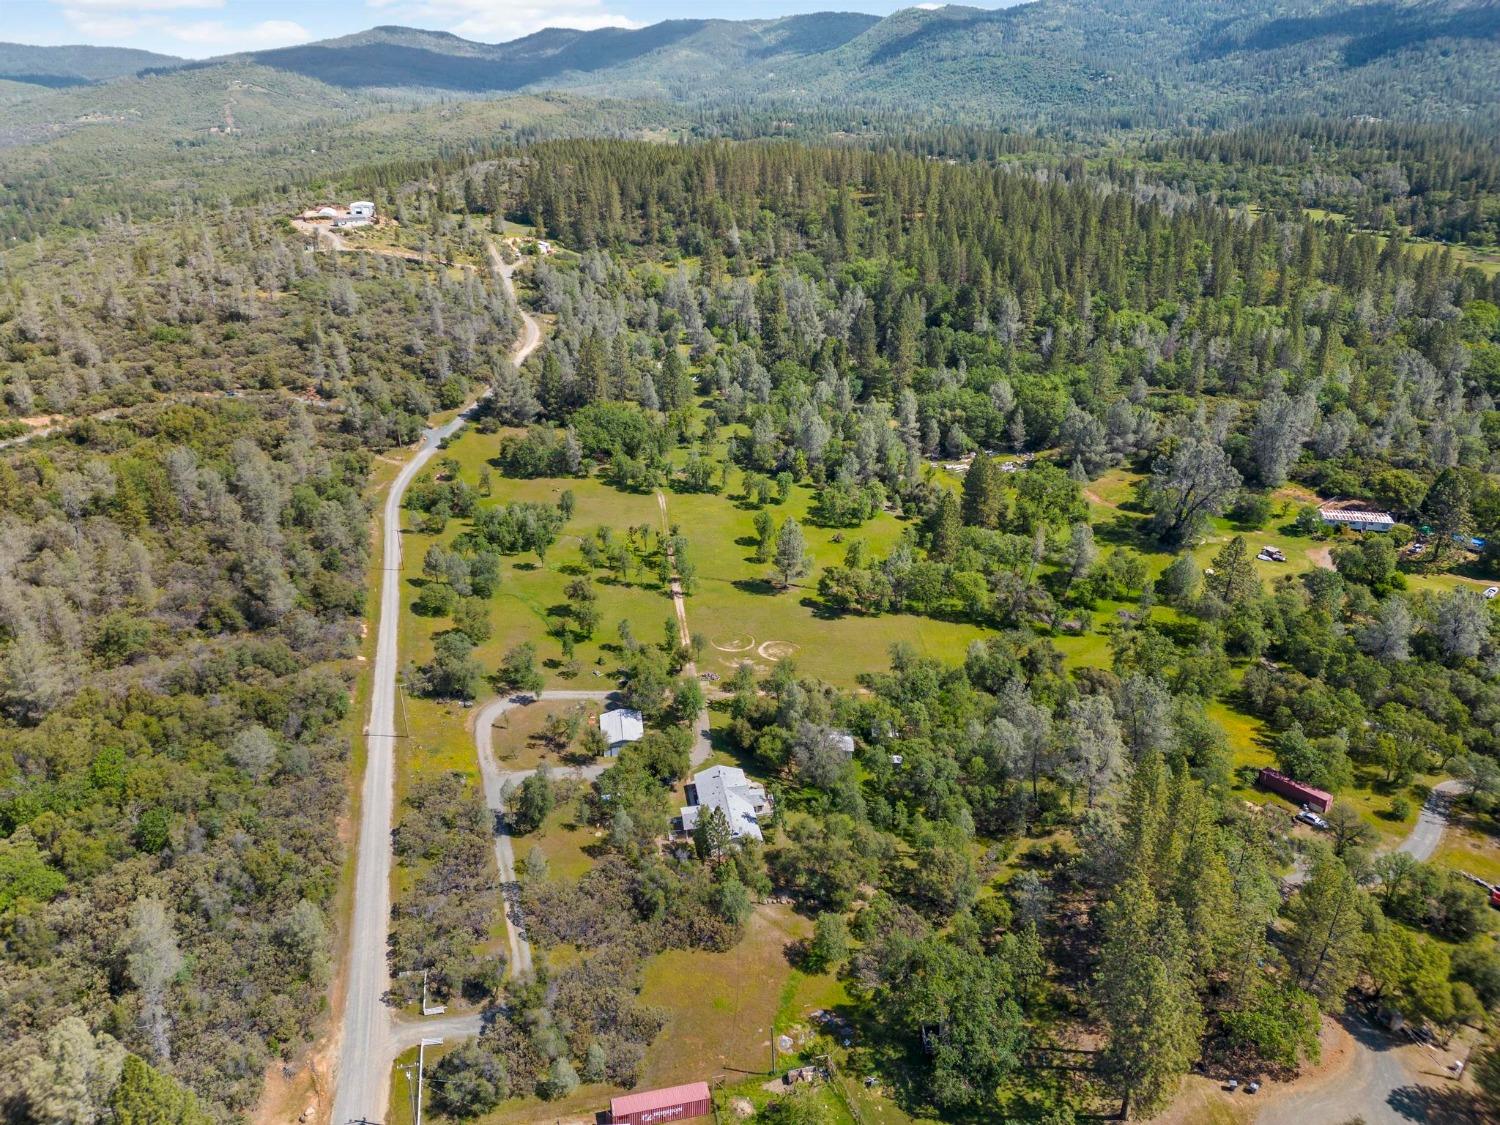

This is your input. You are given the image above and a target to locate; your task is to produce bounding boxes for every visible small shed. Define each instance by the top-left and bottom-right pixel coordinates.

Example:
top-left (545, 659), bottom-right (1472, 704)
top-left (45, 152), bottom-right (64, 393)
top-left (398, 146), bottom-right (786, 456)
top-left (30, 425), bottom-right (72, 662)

top-left (608, 1081), bottom-right (711, 1125)
top-left (349, 200), bottom-right (375, 218)
top-left (599, 707), bottom-right (644, 754)
top-left (830, 731), bottom-right (856, 759)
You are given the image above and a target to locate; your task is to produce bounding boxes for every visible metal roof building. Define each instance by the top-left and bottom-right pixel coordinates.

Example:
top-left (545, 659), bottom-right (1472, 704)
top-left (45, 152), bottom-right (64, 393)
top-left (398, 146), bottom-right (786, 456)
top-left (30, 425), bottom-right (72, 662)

top-left (608, 1081), bottom-right (711, 1124)
top-left (599, 707), bottom-right (645, 753)
top-left (1319, 507), bottom-right (1395, 531)
top-left (679, 764), bottom-right (770, 841)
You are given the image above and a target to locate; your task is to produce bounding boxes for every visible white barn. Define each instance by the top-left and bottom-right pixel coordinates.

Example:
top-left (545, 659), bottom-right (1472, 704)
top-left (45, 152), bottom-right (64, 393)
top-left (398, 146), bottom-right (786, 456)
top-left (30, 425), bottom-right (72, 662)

top-left (599, 708), bottom-right (644, 754)
top-left (679, 765), bottom-right (771, 842)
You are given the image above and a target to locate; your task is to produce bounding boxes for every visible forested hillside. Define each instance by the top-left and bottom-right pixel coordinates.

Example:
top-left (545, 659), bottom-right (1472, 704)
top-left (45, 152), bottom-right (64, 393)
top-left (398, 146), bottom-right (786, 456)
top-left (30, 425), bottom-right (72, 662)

top-left (223, 0), bottom-right (1500, 123)
top-left (0, 41), bottom-right (183, 88)
top-left (0, 210), bottom-right (520, 1120)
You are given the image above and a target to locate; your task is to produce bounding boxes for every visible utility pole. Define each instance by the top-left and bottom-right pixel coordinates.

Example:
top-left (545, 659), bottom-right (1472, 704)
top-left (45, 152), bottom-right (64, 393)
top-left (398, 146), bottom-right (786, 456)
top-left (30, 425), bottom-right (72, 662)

top-left (397, 679), bottom-right (412, 740)
top-left (397, 1038), bottom-right (443, 1125)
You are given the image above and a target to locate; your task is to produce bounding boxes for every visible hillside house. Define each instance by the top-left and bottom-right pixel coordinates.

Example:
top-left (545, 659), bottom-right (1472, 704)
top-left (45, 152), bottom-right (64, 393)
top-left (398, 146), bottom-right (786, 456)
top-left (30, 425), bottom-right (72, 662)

top-left (349, 200), bottom-right (376, 218)
top-left (679, 765), bottom-right (771, 841)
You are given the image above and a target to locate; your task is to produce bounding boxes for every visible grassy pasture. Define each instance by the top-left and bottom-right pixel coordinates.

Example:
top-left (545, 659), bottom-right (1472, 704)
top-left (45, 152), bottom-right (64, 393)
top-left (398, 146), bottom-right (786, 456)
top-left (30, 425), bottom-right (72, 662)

top-left (637, 902), bottom-right (810, 1087)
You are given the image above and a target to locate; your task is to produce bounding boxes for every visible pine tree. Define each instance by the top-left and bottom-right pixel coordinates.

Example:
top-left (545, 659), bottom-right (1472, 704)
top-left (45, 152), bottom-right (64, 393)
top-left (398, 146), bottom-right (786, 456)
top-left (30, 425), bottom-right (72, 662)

top-left (113, 1054), bottom-right (212, 1125)
top-left (693, 804), bottom-right (733, 861)
top-left (929, 491), bottom-right (962, 561)
top-left (1284, 848), bottom-right (1371, 1008)
top-left (961, 454), bottom-right (999, 528)
top-left (1206, 535), bottom-right (1257, 606)
top-left (1096, 873), bottom-right (1203, 1119)
top-left (1422, 467), bottom-right (1473, 567)
top-left (771, 518), bottom-right (810, 589)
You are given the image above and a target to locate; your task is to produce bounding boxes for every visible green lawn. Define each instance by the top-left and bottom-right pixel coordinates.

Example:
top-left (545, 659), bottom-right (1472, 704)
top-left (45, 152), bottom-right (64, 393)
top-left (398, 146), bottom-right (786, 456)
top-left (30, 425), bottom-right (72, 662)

top-left (1433, 823), bottom-right (1500, 887)
top-left (401, 432), bottom-right (674, 693)
top-left (487, 697), bottom-right (605, 772)
top-left (516, 779), bottom-right (601, 883)
top-left (637, 902), bottom-right (810, 1087)
top-left (663, 474), bottom-right (988, 688)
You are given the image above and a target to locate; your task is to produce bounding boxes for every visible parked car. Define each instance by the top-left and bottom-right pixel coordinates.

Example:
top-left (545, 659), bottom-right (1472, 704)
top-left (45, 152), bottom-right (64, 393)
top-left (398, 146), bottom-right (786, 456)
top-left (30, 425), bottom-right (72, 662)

top-left (1484, 586), bottom-right (1498, 600)
top-left (1296, 809), bottom-right (1328, 830)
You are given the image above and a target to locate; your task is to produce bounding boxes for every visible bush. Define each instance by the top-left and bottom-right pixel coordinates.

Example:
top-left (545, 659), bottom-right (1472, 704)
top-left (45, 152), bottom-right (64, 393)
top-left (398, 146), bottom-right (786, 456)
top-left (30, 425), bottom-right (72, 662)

top-left (1229, 491), bottom-right (1274, 528)
top-left (430, 1043), bottom-right (509, 1118)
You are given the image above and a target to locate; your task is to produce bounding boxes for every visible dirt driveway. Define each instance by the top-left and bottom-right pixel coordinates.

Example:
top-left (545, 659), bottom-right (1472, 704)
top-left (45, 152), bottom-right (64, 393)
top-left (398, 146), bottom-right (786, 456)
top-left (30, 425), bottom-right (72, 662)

top-left (1253, 1010), bottom-right (1473, 1125)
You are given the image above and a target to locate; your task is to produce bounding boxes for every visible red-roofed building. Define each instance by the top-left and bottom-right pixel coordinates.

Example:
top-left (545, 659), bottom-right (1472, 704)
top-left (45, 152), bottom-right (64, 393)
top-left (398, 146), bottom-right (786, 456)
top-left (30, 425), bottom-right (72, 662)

top-left (608, 1082), bottom-right (712, 1125)
top-left (1257, 768), bottom-right (1333, 814)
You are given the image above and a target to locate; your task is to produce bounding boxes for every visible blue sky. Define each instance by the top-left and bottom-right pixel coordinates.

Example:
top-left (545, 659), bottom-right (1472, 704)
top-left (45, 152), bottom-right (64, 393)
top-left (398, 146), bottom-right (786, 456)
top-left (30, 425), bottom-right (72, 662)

top-left (8, 1), bottom-right (971, 58)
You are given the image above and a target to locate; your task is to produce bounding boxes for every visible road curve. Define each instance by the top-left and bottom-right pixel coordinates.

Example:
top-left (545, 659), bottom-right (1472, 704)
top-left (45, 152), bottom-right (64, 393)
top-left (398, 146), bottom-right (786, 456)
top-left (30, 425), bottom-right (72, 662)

top-left (1261, 778), bottom-right (1471, 1122)
top-left (1396, 778), bottom-right (1467, 862)
top-left (330, 249), bottom-right (541, 1125)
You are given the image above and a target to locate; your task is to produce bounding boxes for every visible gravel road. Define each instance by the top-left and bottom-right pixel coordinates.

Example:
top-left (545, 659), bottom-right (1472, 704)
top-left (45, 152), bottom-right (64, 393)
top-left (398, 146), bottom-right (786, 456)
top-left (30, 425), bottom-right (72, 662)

top-left (330, 248), bottom-right (539, 1125)
top-left (1398, 778), bottom-right (1468, 862)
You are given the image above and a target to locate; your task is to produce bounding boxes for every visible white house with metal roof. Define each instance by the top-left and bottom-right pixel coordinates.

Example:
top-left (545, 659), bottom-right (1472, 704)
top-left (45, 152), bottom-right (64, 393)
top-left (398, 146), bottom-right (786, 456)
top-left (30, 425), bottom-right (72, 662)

top-left (1319, 506), bottom-right (1395, 532)
top-left (599, 707), bottom-right (644, 754)
top-left (679, 764), bottom-right (771, 841)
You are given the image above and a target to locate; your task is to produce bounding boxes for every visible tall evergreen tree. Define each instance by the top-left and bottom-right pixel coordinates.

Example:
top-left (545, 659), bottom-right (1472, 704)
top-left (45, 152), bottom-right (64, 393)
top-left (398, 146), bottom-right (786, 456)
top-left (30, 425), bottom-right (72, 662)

top-left (1284, 848), bottom-right (1371, 1008)
top-left (1096, 872), bottom-right (1203, 1119)
top-left (929, 491), bottom-right (963, 561)
top-left (961, 454), bottom-right (1000, 528)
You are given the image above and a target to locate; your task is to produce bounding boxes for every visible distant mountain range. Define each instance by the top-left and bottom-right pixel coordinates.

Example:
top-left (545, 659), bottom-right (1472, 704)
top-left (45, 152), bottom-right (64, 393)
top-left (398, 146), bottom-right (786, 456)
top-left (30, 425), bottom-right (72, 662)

top-left (0, 42), bottom-right (182, 87)
top-left (1, 0), bottom-right (1498, 127)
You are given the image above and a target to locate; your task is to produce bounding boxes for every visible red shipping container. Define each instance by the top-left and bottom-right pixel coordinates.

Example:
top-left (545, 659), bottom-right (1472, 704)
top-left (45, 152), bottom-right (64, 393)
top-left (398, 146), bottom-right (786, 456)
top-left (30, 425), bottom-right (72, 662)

top-left (609, 1081), bottom-right (712, 1125)
top-left (1257, 768), bottom-right (1333, 814)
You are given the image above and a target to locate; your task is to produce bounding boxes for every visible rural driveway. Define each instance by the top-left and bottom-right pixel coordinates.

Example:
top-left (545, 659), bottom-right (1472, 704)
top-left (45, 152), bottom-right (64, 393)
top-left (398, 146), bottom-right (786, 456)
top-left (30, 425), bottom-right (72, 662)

top-left (469, 666), bottom-right (717, 982)
top-left (330, 246), bottom-right (540, 1125)
top-left (1398, 778), bottom-right (1468, 862)
top-left (472, 689), bottom-right (614, 980)
top-left (1282, 778), bottom-right (1467, 889)
top-left (1255, 1008), bottom-right (1469, 1125)
top-left (1261, 777), bottom-right (1473, 1122)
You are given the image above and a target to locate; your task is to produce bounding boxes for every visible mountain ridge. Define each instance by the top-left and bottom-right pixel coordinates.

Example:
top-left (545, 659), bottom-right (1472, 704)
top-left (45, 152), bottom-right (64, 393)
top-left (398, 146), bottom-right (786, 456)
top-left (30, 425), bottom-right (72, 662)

top-left (2, 0), bottom-right (1498, 135)
top-left (0, 41), bottom-right (184, 87)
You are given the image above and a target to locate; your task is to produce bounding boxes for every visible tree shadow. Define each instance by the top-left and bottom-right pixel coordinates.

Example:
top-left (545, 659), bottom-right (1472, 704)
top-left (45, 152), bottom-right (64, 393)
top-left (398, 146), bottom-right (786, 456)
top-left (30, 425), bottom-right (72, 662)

top-left (732, 577), bottom-right (784, 597)
top-left (1385, 1083), bottom-right (1482, 1123)
top-left (1092, 512), bottom-right (1159, 552)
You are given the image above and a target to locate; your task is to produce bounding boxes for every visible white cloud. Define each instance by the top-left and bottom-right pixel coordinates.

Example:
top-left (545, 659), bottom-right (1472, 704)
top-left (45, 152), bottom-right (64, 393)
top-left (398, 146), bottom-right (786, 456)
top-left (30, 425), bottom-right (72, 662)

top-left (58, 4), bottom-right (310, 55)
top-left (366, 0), bottom-right (641, 43)
top-left (64, 0), bottom-right (223, 10)
top-left (166, 18), bottom-right (310, 48)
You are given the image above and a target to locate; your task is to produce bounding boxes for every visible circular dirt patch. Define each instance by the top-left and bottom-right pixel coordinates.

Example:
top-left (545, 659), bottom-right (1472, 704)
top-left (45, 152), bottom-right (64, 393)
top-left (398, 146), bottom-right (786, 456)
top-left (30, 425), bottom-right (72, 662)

top-left (712, 634), bottom-right (755, 652)
top-left (758, 640), bottom-right (800, 661)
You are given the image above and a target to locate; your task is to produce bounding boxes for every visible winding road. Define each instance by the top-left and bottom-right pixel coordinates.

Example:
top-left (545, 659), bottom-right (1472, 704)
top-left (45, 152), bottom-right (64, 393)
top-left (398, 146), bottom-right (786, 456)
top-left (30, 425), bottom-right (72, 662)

top-left (329, 245), bottom-right (540, 1125)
